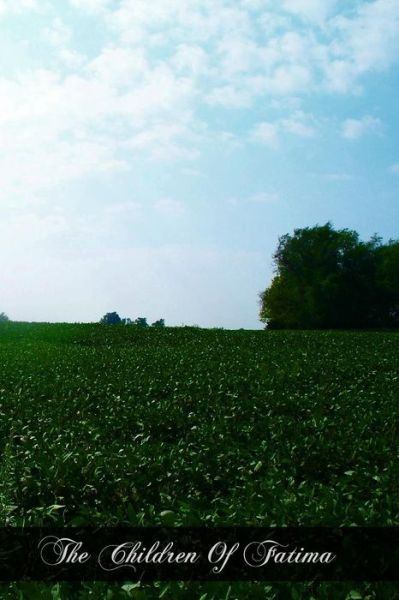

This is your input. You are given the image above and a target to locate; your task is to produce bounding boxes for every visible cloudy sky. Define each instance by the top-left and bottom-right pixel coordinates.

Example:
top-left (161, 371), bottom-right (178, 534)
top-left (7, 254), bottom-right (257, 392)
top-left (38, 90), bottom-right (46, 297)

top-left (1, 0), bottom-right (399, 328)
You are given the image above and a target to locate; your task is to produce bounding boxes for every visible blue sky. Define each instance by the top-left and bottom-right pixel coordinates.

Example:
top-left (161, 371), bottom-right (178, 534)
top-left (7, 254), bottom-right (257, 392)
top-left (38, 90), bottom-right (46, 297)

top-left (1, 0), bottom-right (398, 328)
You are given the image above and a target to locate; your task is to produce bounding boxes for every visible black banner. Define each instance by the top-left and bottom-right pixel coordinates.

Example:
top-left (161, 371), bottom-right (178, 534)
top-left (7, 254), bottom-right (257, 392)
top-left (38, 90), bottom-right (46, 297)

top-left (1, 528), bottom-right (399, 581)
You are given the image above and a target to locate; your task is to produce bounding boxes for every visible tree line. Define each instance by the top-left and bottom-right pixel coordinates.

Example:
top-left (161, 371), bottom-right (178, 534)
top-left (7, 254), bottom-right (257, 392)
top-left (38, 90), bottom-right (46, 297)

top-left (100, 312), bottom-right (165, 328)
top-left (260, 223), bottom-right (399, 329)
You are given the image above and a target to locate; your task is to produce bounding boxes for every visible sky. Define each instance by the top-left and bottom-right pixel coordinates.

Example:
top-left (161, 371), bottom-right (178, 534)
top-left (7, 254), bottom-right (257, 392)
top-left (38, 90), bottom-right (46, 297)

top-left (0, 0), bottom-right (399, 329)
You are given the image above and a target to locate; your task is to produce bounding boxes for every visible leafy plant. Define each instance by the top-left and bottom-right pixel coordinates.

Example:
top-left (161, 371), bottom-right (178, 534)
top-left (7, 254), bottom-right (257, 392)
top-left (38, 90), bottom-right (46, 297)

top-left (0, 323), bottom-right (398, 598)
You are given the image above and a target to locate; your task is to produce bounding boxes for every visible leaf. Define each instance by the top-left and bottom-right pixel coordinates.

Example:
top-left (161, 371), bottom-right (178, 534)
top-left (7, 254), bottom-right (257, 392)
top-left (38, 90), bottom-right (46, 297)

top-left (160, 510), bottom-right (176, 526)
top-left (346, 592), bottom-right (363, 600)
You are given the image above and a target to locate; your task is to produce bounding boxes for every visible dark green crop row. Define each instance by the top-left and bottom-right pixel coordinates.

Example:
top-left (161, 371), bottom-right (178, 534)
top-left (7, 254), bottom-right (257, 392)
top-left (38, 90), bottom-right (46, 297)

top-left (0, 323), bottom-right (398, 599)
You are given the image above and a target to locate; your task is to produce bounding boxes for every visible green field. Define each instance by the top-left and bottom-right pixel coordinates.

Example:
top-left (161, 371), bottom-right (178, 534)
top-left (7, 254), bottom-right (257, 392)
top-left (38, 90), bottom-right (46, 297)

top-left (0, 323), bottom-right (399, 599)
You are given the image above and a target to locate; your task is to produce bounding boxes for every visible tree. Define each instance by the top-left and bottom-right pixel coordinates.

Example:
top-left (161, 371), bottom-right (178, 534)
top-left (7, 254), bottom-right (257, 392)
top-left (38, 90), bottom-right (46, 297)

top-left (0, 312), bottom-right (9, 322)
top-left (374, 240), bottom-right (399, 326)
top-left (134, 317), bottom-right (149, 328)
top-left (151, 319), bottom-right (165, 328)
top-left (121, 318), bottom-right (132, 325)
top-left (100, 312), bottom-right (122, 325)
top-left (260, 223), bottom-right (398, 329)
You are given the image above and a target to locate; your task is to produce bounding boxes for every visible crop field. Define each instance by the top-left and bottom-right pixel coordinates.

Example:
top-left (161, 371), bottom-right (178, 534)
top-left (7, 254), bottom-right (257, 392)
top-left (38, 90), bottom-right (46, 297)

top-left (0, 323), bottom-right (398, 599)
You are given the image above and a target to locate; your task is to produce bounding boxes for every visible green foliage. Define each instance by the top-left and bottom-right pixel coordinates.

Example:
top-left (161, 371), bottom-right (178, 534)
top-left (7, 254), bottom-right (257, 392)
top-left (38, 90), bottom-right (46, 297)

top-left (152, 319), bottom-right (165, 328)
top-left (134, 317), bottom-right (149, 328)
top-left (0, 312), bottom-right (10, 322)
top-left (100, 315), bottom-right (162, 328)
top-left (260, 223), bottom-right (399, 329)
top-left (0, 323), bottom-right (398, 598)
top-left (374, 240), bottom-right (399, 326)
top-left (100, 312), bottom-right (122, 325)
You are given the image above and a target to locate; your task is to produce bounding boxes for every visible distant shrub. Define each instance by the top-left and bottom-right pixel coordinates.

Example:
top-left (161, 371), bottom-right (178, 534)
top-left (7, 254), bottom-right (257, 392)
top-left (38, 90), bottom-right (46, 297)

top-left (134, 317), bottom-right (149, 328)
top-left (100, 312), bottom-right (122, 325)
top-left (0, 312), bottom-right (9, 322)
top-left (151, 319), bottom-right (165, 328)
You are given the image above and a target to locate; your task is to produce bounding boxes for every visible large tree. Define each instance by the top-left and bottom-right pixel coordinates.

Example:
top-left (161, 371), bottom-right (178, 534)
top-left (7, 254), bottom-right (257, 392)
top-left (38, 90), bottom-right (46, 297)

top-left (374, 240), bottom-right (399, 326)
top-left (260, 223), bottom-right (398, 329)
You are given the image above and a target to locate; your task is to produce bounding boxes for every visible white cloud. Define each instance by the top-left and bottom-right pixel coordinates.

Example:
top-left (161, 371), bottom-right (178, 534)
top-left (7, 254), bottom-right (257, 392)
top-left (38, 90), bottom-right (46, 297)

top-left (125, 123), bottom-right (199, 162)
top-left (334, 0), bottom-right (399, 72)
top-left (65, 0), bottom-right (399, 104)
top-left (251, 111), bottom-right (317, 145)
top-left (324, 60), bottom-right (358, 93)
top-left (389, 163), bottom-right (399, 174)
top-left (206, 85), bottom-right (254, 108)
top-left (282, 0), bottom-right (338, 23)
top-left (42, 18), bottom-right (72, 47)
top-left (63, 0), bottom-right (399, 102)
top-left (172, 44), bottom-right (208, 76)
top-left (0, 0), bottom-right (398, 206)
top-left (107, 1), bottom-right (253, 45)
top-left (251, 121), bottom-right (279, 146)
top-left (0, 136), bottom-right (128, 204)
top-left (341, 116), bottom-right (382, 140)
top-left (327, 0), bottom-right (399, 91)
top-left (59, 48), bottom-right (86, 69)
top-left (87, 47), bottom-right (148, 85)
top-left (68, 0), bottom-right (109, 14)
top-left (0, 57), bottom-right (197, 203)
top-left (41, 17), bottom-right (87, 70)
top-left (0, 0), bottom-right (39, 17)
top-left (280, 110), bottom-right (317, 137)
top-left (264, 65), bottom-right (312, 95)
